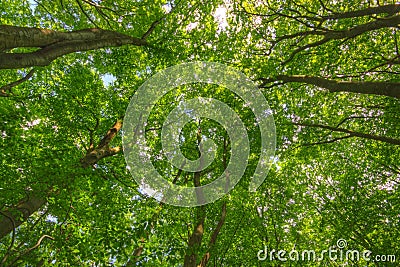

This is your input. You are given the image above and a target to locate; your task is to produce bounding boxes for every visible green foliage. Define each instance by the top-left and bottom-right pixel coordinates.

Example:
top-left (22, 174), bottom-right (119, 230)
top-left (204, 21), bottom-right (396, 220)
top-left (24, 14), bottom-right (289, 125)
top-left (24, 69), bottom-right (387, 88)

top-left (0, 0), bottom-right (399, 266)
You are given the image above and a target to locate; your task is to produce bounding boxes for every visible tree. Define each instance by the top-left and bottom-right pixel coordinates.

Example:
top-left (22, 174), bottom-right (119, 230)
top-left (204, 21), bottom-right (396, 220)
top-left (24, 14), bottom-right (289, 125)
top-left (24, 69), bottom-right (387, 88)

top-left (1, 0), bottom-right (399, 266)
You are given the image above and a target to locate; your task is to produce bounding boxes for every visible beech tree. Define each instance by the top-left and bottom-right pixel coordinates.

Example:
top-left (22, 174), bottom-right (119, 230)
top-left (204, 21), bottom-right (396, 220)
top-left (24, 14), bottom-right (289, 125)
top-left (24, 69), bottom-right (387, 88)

top-left (0, 0), bottom-right (399, 266)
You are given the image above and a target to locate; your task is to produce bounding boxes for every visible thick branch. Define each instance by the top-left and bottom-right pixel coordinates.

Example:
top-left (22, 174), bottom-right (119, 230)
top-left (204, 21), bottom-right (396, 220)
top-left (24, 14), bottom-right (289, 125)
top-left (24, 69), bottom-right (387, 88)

top-left (261, 75), bottom-right (400, 98)
top-left (80, 146), bottom-right (121, 168)
top-left (322, 4), bottom-right (400, 20)
top-left (208, 203), bottom-right (227, 247)
top-left (0, 194), bottom-right (46, 240)
top-left (0, 211), bottom-right (16, 265)
top-left (97, 120), bottom-right (123, 148)
top-left (281, 15), bottom-right (400, 64)
top-left (295, 123), bottom-right (400, 145)
top-left (184, 129), bottom-right (206, 267)
top-left (0, 26), bottom-right (146, 69)
top-left (80, 119), bottom-right (123, 168)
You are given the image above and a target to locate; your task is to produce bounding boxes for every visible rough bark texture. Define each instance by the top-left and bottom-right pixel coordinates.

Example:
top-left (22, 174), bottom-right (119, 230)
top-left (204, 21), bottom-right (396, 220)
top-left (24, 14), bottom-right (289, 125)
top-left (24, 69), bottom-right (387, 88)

top-left (0, 25), bottom-right (146, 69)
top-left (263, 75), bottom-right (400, 98)
top-left (0, 194), bottom-right (46, 240)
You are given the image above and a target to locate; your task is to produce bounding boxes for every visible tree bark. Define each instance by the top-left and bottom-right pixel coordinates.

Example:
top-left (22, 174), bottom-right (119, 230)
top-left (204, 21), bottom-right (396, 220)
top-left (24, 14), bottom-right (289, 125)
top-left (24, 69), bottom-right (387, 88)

top-left (295, 123), bottom-right (400, 145)
top-left (184, 129), bottom-right (206, 267)
top-left (263, 75), bottom-right (400, 98)
top-left (324, 15), bottom-right (400, 40)
top-left (279, 15), bottom-right (400, 64)
top-left (184, 205), bottom-right (206, 267)
top-left (80, 119), bottom-right (123, 168)
top-left (0, 69), bottom-right (34, 97)
top-left (0, 120), bottom-right (123, 240)
top-left (321, 4), bottom-right (400, 19)
top-left (125, 238), bottom-right (145, 266)
top-left (0, 25), bottom-right (146, 69)
top-left (198, 202), bottom-right (227, 267)
top-left (0, 194), bottom-right (46, 240)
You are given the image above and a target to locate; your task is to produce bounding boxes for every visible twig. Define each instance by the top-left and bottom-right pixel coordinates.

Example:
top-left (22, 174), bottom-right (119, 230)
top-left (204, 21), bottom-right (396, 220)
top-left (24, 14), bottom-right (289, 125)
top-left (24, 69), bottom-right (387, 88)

top-left (75, 0), bottom-right (99, 27)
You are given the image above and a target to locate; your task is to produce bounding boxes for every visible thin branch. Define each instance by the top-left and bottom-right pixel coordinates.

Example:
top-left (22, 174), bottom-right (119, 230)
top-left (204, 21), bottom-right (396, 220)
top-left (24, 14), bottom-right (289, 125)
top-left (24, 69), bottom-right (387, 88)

top-left (335, 115), bottom-right (381, 128)
top-left (172, 161), bottom-right (186, 184)
top-left (8, 235), bottom-right (54, 266)
top-left (32, 0), bottom-right (58, 25)
top-left (79, 0), bottom-right (114, 29)
top-left (81, 0), bottom-right (119, 14)
top-left (141, 1), bottom-right (182, 42)
top-left (0, 69), bottom-right (35, 97)
top-left (72, 96), bottom-right (100, 151)
top-left (367, 54), bottom-right (400, 73)
top-left (219, 212), bottom-right (246, 266)
top-left (109, 169), bottom-right (137, 190)
top-left (142, 19), bottom-right (163, 40)
top-left (75, 0), bottom-right (99, 27)
top-left (300, 135), bottom-right (353, 147)
top-left (318, 0), bottom-right (335, 13)
top-left (295, 122), bottom-right (400, 145)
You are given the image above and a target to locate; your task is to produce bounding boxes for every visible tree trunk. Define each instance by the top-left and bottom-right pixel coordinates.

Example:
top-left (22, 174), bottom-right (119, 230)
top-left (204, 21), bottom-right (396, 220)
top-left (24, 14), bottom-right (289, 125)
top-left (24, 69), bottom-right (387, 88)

top-left (0, 194), bottom-right (46, 240)
top-left (198, 202), bottom-right (227, 267)
top-left (184, 205), bottom-right (206, 267)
